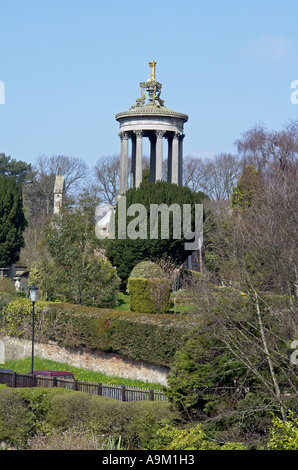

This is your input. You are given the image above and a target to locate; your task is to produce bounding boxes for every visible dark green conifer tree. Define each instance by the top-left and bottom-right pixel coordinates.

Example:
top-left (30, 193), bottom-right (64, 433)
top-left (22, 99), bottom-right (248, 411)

top-left (106, 181), bottom-right (208, 284)
top-left (0, 175), bottom-right (27, 266)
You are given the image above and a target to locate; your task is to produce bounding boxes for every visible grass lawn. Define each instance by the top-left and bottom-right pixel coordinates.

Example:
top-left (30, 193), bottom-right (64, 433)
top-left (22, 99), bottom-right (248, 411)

top-left (1, 356), bottom-right (165, 390)
top-left (116, 291), bottom-right (131, 310)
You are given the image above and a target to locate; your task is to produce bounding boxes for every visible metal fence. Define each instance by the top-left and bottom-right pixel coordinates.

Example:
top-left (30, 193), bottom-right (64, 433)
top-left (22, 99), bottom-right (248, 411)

top-left (0, 370), bottom-right (167, 402)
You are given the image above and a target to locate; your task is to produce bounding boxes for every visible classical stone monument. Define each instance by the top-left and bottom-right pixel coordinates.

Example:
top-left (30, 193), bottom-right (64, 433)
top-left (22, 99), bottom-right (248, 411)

top-left (53, 175), bottom-right (65, 215)
top-left (115, 61), bottom-right (188, 194)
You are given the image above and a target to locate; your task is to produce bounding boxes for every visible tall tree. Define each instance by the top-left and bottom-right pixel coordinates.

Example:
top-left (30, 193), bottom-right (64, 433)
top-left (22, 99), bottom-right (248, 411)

top-left (183, 153), bottom-right (242, 201)
top-left (235, 120), bottom-right (298, 175)
top-left (23, 154), bottom-right (89, 217)
top-left (0, 153), bottom-right (32, 183)
top-left (0, 175), bottom-right (27, 266)
top-left (231, 164), bottom-right (262, 211)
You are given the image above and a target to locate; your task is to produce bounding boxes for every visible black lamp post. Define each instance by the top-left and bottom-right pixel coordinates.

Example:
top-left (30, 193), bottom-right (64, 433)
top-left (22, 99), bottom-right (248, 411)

top-left (29, 284), bottom-right (38, 375)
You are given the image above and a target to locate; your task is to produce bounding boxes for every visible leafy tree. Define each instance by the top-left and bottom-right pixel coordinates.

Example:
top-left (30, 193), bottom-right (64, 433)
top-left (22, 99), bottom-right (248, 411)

top-left (106, 181), bottom-right (208, 284)
top-left (0, 175), bottom-right (27, 267)
top-left (30, 193), bottom-right (119, 307)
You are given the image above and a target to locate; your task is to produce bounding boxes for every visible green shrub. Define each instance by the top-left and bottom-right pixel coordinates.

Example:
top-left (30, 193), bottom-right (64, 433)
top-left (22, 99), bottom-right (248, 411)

top-left (153, 423), bottom-right (248, 450)
top-left (48, 390), bottom-right (172, 449)
top-left (48, 391), bottom-right (96, 430)
top-left (0, 388), bottom-right (32, 447)
top-left (128, 278), bottom-right (156, 313)
top-left (3, 298), bottom-right (51, 340)
top-left (0, 384), bottom-right (251, 450)
top-left (267, 412), bottom-right (298, 450)
top-left (130, 261), bottom-right (163, 280)
top-left (0, 291), bottom-right (18, 329)
top-left (0, 386), bottom-right (73, 447)
top-left (147, 278), bottom-right (171, 314)
top-left (0, 387), bottom-right (171, 450)
top-left (0, 278), bottom-right (17, 295)
top-left (153, 423), bottom-right (217, 450)
top-left (128, 277), bottom-right (171, 314)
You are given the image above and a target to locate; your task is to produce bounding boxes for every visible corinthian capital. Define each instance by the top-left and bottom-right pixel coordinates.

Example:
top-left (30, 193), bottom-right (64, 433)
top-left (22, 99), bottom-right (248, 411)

top-left (173, 131), bottom-right (182, 140)
top-left (134, 130), bottom-right (143, 138)
top-left (155, 130), bottom-right (166, 139)
top-left (119, 131), bottom-right (130, 140)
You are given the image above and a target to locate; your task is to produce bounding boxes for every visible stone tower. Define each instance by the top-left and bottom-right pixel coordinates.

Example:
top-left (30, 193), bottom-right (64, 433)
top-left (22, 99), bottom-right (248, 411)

top-left (53, 175), bottom-right (65, 215)
top-left (115, 61), bottom-right (188, 194)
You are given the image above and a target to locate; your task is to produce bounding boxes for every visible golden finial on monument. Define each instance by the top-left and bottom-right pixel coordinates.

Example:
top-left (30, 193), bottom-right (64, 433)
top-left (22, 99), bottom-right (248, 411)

top-left (148, 61), bottom-right (157, 82)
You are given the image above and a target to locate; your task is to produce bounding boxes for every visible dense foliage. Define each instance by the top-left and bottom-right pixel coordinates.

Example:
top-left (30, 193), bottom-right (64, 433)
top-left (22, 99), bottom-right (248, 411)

top-left (2, 298), bottom-right (189, 367)
top-left (106, 181), bottom-right (207, 284)
top-left (267, 412), bottom-right (298, 450)
top-left (0, 175), bottom-right (27, 267)
top-left (165, 283), bottom-right (298, 446)
top-left (129, 260), bottom-right (164, 279)
top-left (128, 277), bottom-right (171, 314)
top-left (0, 386), bottom-right (172, 449)
top-left (0, 153), bottom-right (31, 183)
top-left (1, 385), bottom-right (296, 450)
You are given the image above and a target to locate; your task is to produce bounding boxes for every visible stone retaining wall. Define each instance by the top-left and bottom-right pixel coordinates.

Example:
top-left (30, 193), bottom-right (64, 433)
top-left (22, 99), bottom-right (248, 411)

top-left (0, 335), bottom-right (169, 386)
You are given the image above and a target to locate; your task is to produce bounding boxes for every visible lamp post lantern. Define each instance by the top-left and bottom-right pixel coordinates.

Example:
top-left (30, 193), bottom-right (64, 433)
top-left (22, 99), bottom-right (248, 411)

top-left (29, 284), bottom-right (38, 375)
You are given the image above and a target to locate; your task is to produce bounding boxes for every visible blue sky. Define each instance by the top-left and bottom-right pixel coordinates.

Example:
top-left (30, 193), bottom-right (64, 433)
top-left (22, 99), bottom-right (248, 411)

top-left (0, 0), bottom-right (297, 170)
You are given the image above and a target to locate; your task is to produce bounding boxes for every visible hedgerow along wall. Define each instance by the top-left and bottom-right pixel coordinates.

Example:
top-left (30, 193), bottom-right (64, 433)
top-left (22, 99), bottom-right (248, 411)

top-left (0, 298), bottom-right (192, 385)
top-left (0, 335), bottom-right (169, 385)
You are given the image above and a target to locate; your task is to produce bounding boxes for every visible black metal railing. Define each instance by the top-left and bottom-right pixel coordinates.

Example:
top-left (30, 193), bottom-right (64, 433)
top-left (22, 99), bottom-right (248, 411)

top-left (0, 370), bottom-right (167, 402)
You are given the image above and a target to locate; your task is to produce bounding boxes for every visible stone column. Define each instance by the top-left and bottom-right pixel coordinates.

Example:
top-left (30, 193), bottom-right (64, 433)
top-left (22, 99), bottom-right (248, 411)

top-left (167, 134), bottom-right (173, 183)
top-left (134, 130), bottom-right (143, 188)
top-left (149, 133), bottom-right (156, 183)
top-left (155, 130), bottom-right (165, 181)
top-left (119, 132), bottom-right (129, 194)
top-left (178, 133), bottom-right (184, 185)
top-left (131, 134), bottom-right (136, 188)
top-left (171, 132), bottom-right (180, 184)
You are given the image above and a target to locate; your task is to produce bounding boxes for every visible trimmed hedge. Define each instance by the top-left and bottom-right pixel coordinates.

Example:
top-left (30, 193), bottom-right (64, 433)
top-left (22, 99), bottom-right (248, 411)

top-left (48, 390), bottom-right (172, 450)
top-left (129, 277), bottom-right (171, 314)
top-left (0, 386), bottom-right (172, 449)
top-left (128, 278), bottom-right (156, 313)
top-left (1, 298), bottom-right (191, 367)
top-left (0, 292), bottom-right (19, 328)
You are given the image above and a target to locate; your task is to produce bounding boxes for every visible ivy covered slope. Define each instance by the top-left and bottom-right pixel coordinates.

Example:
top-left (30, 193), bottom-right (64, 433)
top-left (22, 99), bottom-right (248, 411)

top-left (1, 298), bottom-right (194, 367)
